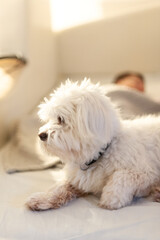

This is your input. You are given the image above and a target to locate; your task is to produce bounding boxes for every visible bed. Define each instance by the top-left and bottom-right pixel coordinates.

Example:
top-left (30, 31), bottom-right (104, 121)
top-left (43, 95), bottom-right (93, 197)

top-left (1, 80), bottom-right (160, 240)
top-left (0, 149), bottom-right (160, 240)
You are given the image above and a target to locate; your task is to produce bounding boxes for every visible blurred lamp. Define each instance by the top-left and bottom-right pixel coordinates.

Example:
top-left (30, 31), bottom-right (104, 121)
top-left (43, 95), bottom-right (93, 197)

top-left (0, 55), bottom-right (26, 98)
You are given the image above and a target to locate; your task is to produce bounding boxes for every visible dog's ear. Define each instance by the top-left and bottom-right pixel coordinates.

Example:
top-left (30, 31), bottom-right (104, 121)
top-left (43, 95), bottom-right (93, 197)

top-left (76, 93), bottom-right (119, 143)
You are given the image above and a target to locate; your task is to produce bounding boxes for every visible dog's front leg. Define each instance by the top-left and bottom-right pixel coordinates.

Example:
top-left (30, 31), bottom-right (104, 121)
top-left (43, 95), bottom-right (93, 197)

top-left (26, 184), bottom-right (83, 211)
top-left (99, 170), bottom-right (141, 210)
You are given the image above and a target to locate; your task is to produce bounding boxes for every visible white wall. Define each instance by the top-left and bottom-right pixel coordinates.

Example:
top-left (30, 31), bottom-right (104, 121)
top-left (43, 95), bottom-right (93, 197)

top-left (57, 3), bottom-right (160, 77)
top-left (0, 0), bottom-right (58, 146)
top-left (0, 0), bottom-right (27, 56)
top-left (50, 0), bottom-right (160, 32)
top-left (1, 0), bottom-right (58, 117)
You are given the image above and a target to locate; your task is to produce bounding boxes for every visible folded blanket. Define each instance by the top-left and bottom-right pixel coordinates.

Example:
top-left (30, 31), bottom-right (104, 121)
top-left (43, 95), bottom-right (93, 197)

top-left (2, 84), bottom-right (160, 173)
top-left (104, 85), bottom-right (160, 118)
top-left (1, 113), bottom-right (61, 173)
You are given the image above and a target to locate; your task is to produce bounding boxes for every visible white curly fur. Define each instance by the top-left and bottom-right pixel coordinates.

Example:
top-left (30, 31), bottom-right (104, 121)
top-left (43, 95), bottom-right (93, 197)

top-left (26, 79), bottom-right (160, 211)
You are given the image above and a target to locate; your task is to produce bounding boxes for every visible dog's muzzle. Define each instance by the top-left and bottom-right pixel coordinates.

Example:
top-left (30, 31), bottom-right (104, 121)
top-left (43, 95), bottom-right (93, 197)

top-left (39, 132), bottom-right (48, 141)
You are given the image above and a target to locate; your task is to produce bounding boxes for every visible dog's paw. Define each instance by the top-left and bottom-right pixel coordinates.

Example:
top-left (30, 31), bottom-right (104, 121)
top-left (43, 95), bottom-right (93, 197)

top-left (99, 192), bottom-right (131, 210)
top-left (26, 192), bottom-right (53, 211)
top-left (99, 199), bottom-right (123, 210)
top-left (151, 186), bottom-right (160, 202)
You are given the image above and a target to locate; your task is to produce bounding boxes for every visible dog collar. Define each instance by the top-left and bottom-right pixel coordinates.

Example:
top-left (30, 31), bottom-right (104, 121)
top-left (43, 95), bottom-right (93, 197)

top-left (80, 142), bottom-right (111, 171)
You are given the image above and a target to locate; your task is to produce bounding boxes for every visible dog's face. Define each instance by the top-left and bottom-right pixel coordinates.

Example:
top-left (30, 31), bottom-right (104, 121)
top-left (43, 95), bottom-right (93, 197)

top-left (38, 79), bottom-right (120, 165)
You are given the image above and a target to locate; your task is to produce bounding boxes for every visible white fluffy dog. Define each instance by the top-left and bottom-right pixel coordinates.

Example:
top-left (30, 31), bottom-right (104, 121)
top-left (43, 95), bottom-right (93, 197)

top-left (26, 79), bottom-right (160, 211)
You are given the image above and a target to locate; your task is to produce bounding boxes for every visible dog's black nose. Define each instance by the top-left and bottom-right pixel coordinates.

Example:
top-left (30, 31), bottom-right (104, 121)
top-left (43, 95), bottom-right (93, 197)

top-left (39, 132), bottom-right (48, 141)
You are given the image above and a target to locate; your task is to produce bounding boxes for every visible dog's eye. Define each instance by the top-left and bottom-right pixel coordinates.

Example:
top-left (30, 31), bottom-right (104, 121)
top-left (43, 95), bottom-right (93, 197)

top-left (57, 116), bottom-right (65, 125)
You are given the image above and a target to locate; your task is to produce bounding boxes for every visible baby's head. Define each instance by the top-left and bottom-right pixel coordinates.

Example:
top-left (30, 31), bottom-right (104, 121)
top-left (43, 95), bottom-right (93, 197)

top-left (114, 71), bottom-right (145, 92)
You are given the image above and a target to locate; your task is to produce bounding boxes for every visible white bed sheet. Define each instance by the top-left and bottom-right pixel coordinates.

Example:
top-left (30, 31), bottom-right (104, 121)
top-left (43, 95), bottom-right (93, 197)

top-left (1, 74), bottom-right (160, 240)
top-left (0, 157), bottom-right (160, 240)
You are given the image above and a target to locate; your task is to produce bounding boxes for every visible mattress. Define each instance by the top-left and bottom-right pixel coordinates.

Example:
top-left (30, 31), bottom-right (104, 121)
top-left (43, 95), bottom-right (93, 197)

top-left (0, 146), bottom-right (160, 240)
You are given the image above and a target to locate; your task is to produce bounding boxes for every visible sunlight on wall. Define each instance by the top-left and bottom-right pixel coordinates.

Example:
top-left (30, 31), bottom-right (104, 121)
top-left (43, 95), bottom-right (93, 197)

top-left (50, 0), bottom-right (160, 32)
top-left (50, 0), bottom-right (103, 32)
top-left (0, 69), bottom-right (13, 98)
